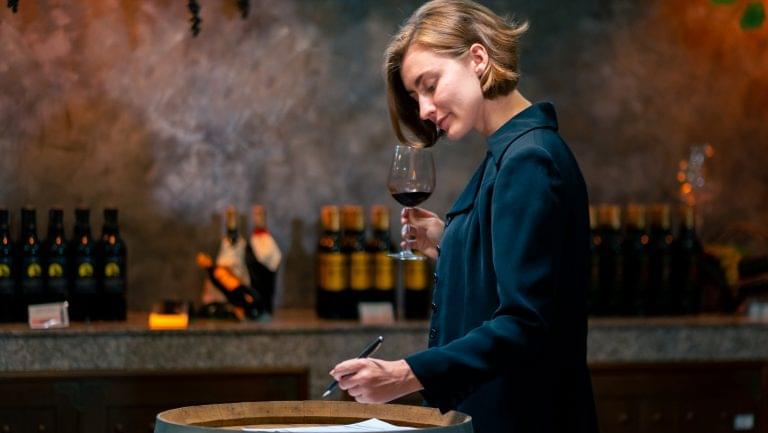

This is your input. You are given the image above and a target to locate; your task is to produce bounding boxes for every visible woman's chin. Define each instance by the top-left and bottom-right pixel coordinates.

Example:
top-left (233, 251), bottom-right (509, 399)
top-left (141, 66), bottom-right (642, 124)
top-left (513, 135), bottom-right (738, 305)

top-left (445, 125), bottom-right (469, 141)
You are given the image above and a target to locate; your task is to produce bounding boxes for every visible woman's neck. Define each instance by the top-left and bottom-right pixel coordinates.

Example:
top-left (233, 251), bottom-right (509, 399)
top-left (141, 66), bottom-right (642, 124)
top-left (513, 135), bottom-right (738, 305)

top-left (476, 89), bottom-right (532, 137)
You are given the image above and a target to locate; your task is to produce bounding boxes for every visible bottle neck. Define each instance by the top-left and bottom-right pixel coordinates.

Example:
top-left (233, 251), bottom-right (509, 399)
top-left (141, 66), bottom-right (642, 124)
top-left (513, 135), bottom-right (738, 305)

top-left (75, 224), bottom-right (92, 238)
top-left (102, 223), bottom-right (119, 237)
top-left (48, 222), bottom-right (64, 238)
top-left (21, 224), bottom-right (37, 239)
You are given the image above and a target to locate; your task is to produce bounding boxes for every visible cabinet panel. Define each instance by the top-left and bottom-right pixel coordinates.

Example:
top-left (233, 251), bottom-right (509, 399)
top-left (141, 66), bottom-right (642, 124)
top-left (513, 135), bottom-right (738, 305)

top-left (591, 362), bottom-right (766, 433)
top-left (595, 398), bottom-right (639, 433)
top-left (0, 369), bottom-right (308, 433)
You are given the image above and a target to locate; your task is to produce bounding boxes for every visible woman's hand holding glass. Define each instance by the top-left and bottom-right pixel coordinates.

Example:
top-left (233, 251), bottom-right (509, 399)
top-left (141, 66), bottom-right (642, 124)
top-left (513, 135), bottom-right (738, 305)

top-left (400, 208), bottom-right (444, 260)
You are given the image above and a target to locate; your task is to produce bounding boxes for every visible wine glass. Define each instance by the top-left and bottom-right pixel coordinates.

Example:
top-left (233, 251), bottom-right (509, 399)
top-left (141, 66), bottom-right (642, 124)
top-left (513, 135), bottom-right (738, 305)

top-left (387, 144), bottom-right (436, 261)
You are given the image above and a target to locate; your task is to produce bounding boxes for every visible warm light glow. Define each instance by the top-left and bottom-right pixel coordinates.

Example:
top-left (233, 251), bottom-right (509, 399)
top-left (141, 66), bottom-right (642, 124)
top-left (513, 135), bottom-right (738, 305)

top-left (681, 183), bottom-right (693, 194)
top-left (677, 171), bottom-right (686, 182)
top-left (679, 160), bottom-right (688, 170)
top-left (149, 313), bottom-right (189, 330)
top-left (704, 143), bottom-right (715, 157)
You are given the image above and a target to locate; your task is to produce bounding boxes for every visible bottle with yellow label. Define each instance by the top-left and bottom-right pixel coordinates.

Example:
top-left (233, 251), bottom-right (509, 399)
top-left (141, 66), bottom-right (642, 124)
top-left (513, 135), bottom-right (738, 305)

top-left (367, 205), bottom-right (394, 308)
top-left (341, 205), bottom-right (369, 319)
top-left (43, 208), bottom-right (68, 305)
top-left (70, 207), bottom-right (98, 322)
top-left (0, 209), bottom-right (18, 323)
top-left (98, 208), bottom-right (126, 321)
top-left (316, 206), bottom-right (346, 319)
top-left (404, 250), bottom-right (431, 319)
top-left (19, 207), bottom-right (44, 320)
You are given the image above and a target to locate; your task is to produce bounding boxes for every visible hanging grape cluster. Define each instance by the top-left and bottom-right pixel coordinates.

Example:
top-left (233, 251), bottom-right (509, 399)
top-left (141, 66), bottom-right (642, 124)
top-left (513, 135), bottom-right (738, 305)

top-left (188, 0), bottom-right (202, 37)
top-left (237, 0), bottom-right (250, 19)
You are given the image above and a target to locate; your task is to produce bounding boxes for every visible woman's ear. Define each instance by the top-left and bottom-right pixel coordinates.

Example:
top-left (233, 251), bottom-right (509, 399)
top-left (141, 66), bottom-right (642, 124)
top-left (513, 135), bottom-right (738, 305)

top-left (468, 43), bottom-right (489, 77)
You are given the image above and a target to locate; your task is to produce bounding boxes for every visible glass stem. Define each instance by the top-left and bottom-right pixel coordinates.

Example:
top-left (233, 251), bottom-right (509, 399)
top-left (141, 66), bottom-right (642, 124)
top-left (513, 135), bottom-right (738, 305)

top-left (403, 206), bottom-right (415, 255)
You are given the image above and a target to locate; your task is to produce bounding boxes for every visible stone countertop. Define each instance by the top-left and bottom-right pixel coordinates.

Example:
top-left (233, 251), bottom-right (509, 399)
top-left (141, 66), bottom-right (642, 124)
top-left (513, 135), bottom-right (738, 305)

top-left (2, 309), bottom-right (768, 397)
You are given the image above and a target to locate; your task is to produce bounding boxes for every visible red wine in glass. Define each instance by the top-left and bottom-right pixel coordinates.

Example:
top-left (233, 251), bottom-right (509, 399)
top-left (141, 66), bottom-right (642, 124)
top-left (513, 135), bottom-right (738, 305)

top-left (391, 191), bottom-right (432, 207)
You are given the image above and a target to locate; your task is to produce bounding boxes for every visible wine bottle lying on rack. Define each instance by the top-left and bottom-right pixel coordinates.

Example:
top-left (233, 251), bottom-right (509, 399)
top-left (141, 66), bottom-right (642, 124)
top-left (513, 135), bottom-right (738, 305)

top-left (196, 253), bottom-right (263, 320)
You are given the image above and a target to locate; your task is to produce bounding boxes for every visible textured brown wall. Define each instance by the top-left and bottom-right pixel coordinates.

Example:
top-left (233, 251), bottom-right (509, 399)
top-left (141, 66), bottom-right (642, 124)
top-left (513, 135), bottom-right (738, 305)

top-left (0, 0), bottom-right (766, 311)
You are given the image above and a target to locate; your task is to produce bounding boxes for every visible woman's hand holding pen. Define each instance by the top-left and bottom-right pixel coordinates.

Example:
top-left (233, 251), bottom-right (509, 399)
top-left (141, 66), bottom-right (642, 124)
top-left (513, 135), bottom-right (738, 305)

top-left (329, 358), bottom-right (423, 404)
top-left (401, 208), bottom-right (444, 260)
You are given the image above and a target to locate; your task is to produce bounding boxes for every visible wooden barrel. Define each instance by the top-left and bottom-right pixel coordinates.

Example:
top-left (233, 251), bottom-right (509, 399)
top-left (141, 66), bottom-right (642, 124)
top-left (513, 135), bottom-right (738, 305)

top-left (155, 401), bottom-right (473, 432)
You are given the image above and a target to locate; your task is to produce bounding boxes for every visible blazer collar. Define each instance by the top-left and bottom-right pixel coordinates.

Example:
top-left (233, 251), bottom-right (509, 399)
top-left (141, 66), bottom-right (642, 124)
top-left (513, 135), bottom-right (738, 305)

top-left (446, 152), bottom-right (490, 218)
top-left (486, 102), bottom-right (558, 167)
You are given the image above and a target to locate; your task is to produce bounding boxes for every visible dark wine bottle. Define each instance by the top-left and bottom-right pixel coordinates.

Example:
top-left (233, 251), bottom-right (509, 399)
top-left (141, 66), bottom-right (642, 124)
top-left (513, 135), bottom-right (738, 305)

top-left (316, 206), bottom-right (346, 319)
top-left (70, 208), bottom-right (98, 322)
top-left (342, 205), bottom-right (369, 319)
top-left (672, 205), bottom-right (702, 315)
top-left (99, 208), bottom-right (126, 321)
top-left (43, 208), bottom-right (68, 304)
top-left (244, 205), bottom-right (278, 317)
top-left (0, 209), bottom-right (17, 323)
top-left (597, 204), bottom-right (622, 316)
top-left (404, 251), bottom-right (431, 319)
top-left (19, 207), bottom-right (44, 320)
top-left (367, 205), bottom-right (395, 307)
top-left (648, 204), bottom-right (674, 315)
top-left (623, 204), bottom-right (650, 316)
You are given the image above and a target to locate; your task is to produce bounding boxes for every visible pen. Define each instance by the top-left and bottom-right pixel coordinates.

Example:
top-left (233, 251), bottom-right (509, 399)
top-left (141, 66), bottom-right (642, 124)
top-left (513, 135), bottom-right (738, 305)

top-left (321, 335), bottom-right (384, 398)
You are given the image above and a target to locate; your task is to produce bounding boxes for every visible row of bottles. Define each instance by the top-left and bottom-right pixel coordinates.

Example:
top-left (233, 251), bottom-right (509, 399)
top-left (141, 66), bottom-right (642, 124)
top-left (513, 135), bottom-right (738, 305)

top-left (316, 205), bottom-right (431, 320)
top-left (196, 205), bottom-right (281, 321)
top-left (0, 207), bottom-right (126, 323)
top-left (588, 203), bottom-right (701, 316)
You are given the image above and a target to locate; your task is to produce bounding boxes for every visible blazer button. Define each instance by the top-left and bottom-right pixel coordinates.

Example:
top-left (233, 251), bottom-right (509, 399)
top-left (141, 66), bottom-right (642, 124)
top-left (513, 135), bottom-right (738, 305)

top-left (431, 302), bottom-right (438, 313)
top-left (433, 273), bottom-right (439, 286)
top-left (429, 328), bottom-right (438, 340)
top-left (436, 245), bottom-right (441, 256)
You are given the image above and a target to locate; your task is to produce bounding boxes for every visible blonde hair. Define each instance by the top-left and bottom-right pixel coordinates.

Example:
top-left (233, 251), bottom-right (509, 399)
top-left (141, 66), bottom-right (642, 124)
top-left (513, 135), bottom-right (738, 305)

top-left (384, 0), bottom-right (528, 147)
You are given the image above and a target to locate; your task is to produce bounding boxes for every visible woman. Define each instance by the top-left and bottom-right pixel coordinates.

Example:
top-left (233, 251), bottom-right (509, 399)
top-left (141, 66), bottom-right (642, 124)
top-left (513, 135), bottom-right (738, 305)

top-left (330, 1), bottom-right (598, 432)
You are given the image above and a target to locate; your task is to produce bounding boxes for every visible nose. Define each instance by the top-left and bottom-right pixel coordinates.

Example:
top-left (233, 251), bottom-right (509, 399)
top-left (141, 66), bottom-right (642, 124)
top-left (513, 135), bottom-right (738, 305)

top-left (418, 96), bottom-right (437, 123)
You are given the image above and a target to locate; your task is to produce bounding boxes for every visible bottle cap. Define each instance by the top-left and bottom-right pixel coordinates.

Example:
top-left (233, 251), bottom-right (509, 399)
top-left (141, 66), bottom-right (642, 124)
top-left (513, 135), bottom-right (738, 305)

top-left (251, 205), bottom-right (266, 230)
top-left (320, 206), bottom-right (340, 232)
top-left (225, 206), bottom-right (238, 231)
top-left (104, 208), bottom-right (119, 225)
top-left (75, 207), bottom-right (90, 225)
top-left (341, 205), bottom-right (364, 231)
top-left (370, 205), bottom-right (390, 230)
top-left (597, 204), bottom-right (621, 230)
top-left (625, 204), bottom-right (647, 229)
top-left (648, 203), bottom-right (671, 230)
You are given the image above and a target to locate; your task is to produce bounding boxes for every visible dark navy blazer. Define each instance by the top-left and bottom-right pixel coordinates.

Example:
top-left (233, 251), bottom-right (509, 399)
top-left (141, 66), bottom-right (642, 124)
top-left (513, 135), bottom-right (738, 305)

top-left (405, 103), bottom-right (598, 433)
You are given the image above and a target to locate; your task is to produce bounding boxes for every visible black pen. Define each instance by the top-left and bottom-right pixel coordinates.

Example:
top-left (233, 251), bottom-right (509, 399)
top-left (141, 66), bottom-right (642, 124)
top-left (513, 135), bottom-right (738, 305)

top-left (322, 335), bottom-right (384, 398)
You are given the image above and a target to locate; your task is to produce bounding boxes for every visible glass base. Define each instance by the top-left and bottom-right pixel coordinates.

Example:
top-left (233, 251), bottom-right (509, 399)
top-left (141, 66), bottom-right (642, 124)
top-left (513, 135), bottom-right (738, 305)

top-left (388, 251), bottom-right (428, 261)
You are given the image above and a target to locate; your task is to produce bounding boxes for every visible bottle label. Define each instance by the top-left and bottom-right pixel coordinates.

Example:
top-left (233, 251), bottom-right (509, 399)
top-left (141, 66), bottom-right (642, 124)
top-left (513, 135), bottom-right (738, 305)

top-left (74, 259), bottom-right (97, 294)
top-left (374, 252), bottom-right (394, 291)
top-left (48, 262), bottom-right (64, 278)
top-left (0, 258), bottom-right (12, 295)
top-left (103, 260), bottom-right (126, 294)
top-left (349, 252), bottom-right (370, 291)
top-left (318, 253), bottom-right (345, 292)
top-left (405, 259), bottom-right (428, 291)
top-left (22, 259), bottom-right (43, 295)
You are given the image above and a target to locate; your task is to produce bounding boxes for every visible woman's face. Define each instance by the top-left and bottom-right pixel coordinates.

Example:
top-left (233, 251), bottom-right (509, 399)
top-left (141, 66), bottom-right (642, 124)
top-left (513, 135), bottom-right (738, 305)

top-left (400, 44), bottom-right (486, 141)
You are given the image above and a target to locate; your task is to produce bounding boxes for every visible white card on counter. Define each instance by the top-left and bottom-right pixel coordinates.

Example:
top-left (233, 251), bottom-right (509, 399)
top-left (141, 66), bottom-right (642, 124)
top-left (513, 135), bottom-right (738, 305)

top-left (242, 418), bottom-right (415, 432)
top-left (358, 302), bottom-right (395, 325)
top-left (28, 301), bottom-right (70, 330)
